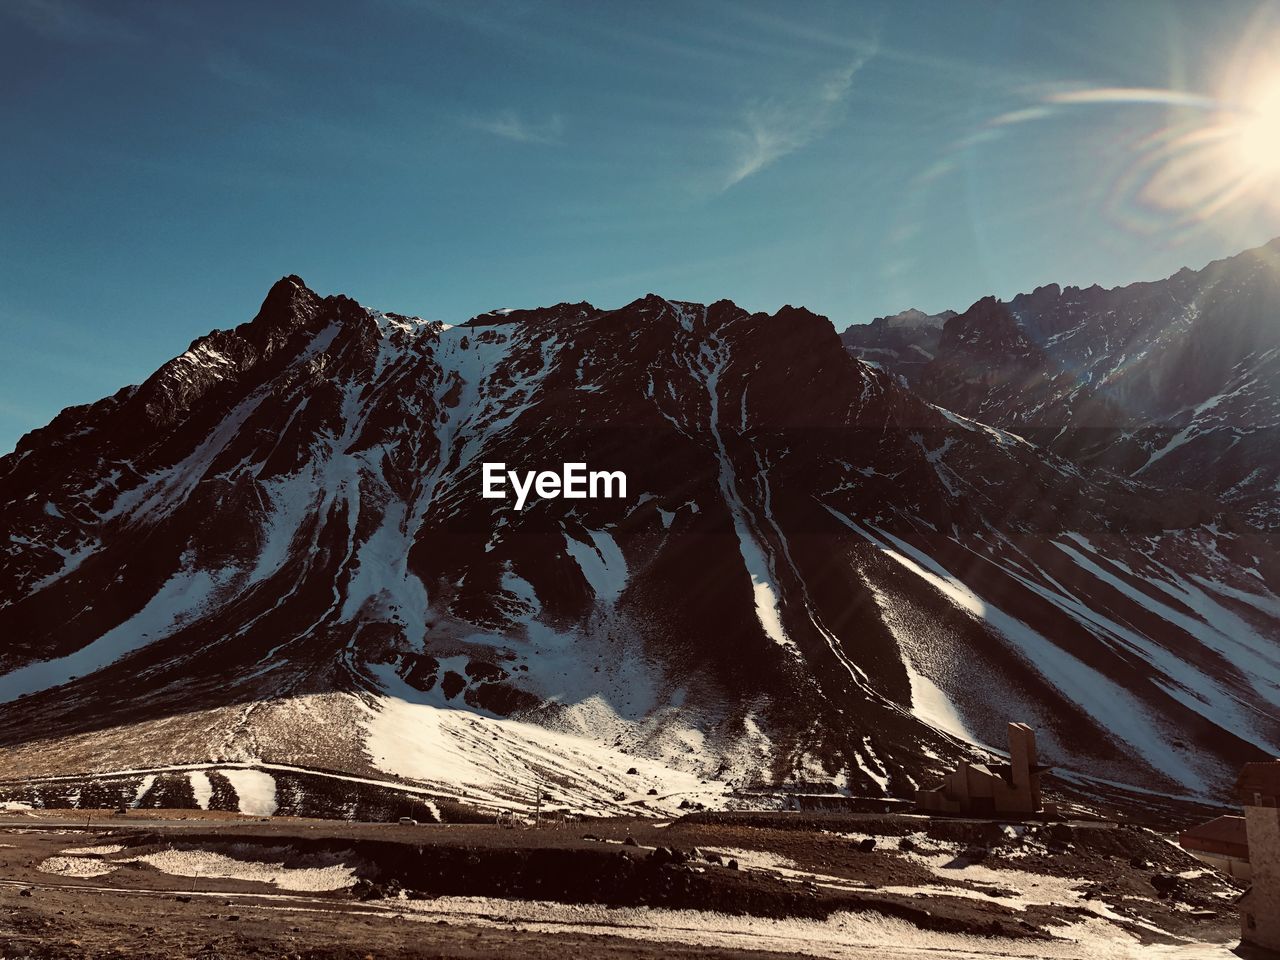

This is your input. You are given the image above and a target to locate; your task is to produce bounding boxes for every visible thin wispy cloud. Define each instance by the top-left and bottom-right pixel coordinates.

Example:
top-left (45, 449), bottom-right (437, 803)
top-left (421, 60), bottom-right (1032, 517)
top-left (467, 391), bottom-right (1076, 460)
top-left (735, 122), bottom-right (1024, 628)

top-left (469, 110), bottom-right (566, 144)
top-left (1, 0), bottom-right (139, 43)
top-left (722, 47), bottom-right (877, 189)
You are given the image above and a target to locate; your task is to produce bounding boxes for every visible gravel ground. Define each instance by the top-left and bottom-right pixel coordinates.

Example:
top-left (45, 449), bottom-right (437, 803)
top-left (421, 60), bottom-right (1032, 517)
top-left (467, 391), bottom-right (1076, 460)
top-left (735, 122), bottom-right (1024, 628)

top-left (0, 810), bottom-right (1246, 959)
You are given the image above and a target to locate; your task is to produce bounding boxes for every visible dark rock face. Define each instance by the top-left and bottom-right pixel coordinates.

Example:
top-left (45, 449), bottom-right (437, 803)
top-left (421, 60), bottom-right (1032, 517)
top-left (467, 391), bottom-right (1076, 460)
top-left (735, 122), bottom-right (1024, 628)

top-left (0, 275), bottom-right (1277, 814)
top-left (840, 308), bottom-right (956, 383)
top-left (910, 239), bottom-right (1280, 529)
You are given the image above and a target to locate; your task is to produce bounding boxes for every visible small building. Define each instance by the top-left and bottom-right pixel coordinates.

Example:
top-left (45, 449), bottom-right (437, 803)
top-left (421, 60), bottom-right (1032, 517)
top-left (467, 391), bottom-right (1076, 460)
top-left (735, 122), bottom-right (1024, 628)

top-left (1179, 815), bottom-right (1250, 881)
top-left (915, 722), bottom-right (1050, 816)
top-left (1237, 759), bottom-right (1280, 955)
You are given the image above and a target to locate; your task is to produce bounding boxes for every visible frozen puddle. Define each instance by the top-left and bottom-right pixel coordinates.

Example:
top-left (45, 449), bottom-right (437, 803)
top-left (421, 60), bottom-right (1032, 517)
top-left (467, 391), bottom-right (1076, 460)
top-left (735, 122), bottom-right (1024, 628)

top-left (129, 847), bottom-right (358, 891)
top-left (385, 896), bottom-right (1237, 959)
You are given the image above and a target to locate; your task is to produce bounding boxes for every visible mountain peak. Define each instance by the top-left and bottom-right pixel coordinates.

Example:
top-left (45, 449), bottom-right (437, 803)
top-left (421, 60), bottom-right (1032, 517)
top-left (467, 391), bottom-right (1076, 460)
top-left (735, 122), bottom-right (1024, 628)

top-left (249, 274), bottom-right (323, 333)
top-left (274, 273), bottom-right (309, 291)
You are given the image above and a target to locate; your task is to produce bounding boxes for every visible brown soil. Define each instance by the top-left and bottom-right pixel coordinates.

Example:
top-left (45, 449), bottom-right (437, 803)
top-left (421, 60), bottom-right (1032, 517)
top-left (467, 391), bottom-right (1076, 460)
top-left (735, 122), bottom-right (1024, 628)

top-left (0, 810), bottom-right (1244, 958)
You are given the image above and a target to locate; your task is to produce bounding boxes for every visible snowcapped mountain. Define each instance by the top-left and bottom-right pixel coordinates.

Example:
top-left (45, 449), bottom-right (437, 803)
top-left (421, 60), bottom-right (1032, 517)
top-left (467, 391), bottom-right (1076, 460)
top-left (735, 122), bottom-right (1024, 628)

top-left (1, 275), bottom-right (1278, 817)
top-left (915, 238), bottom-right (1280, 530)
top-left (840, 308), bottom-right (957, 382)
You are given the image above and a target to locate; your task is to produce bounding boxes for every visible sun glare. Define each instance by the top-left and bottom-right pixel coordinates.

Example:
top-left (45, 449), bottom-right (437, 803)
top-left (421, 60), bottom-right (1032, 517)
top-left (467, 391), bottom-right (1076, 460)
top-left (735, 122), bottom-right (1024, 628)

top-left (1235, 79), bottom-right (1280, 178)
top-left (1034, 38), bottom-right (1280, 237)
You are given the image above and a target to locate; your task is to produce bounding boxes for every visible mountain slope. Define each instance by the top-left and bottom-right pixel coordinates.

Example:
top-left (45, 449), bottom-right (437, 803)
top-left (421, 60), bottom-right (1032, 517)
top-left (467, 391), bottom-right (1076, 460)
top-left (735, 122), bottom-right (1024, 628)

top-left (914, 239), bottom-right (1280, 529)
top-left (1, 278), bottom-right (1278, 816)
top-left (839, 308), bottom-right (956, 382)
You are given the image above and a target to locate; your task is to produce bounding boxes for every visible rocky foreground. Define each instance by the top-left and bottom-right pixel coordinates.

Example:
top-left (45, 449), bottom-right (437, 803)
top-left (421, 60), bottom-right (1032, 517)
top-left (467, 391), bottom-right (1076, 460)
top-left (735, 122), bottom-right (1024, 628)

top-left (0, 807), bottom-right (1243, 959)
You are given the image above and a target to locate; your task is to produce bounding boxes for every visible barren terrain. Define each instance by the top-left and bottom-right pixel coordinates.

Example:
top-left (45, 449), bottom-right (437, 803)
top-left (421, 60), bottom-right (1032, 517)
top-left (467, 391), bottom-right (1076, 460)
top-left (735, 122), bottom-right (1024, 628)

top-left (0, 807), bottom-right (1244, 958)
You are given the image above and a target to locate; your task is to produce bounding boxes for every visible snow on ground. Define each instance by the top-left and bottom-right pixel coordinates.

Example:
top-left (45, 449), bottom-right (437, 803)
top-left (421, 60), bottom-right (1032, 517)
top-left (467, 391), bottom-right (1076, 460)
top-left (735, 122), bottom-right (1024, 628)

top-left (998, 542), bottom-right (1280, 758)
top-left (386, 895), bottom-right (1236, 960)
top-left (222, 769), bottom-right (278, 816)
top-left (447, 564), bottom-right (665, 722)
top-left (427, 321), bottom-right (536, 471)
top-left (11, 757), bottom-right (451, 806)
top-left (693, 338), bottom-right (797, 655)
top-left (362, 662), bottom-right (725, 815)
top-left (675, 832), bottom-right (1237, 956)
top-left (133, 774), bottom-right (156, 806)
top-left (852, 737), bottom-right (892, 794)
top-left (28, 538), bottom-right (99, 593)
top-left (700, 846), bottom-right (799, 873)
top-left (336, 497), bottom-right (431, 639)
top-left (562, 529), bottom-right (628, 604)
top-left (127, 847), bottom-right (357, 892)
top-left (189, 771), bottom-right (213, 810)
top-left (829, 512), bottom-right (1211, 794)
top-left (357, 481), bottom-right (773, 812)
top-left (500, 566), bottom-right (538, 608)
top-left (1056, 542), bottom-right (1280, 701)
top-left (1133, 391), bottom-right (1232, 476)
top-left (38, 856), bottom-right (117, 878)
top-left (39, 842), bottom-right (128, 878)
top-left (862, 580), bottom-right (980, 744)
top-left (97, 321), bottom-right (340, 529)
top-left (889, 837), bottom-right (1203, 940)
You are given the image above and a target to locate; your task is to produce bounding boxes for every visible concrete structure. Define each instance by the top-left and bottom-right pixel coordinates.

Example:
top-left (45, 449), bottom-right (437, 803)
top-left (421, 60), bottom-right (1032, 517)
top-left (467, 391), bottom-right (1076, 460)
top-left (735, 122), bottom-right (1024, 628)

top-left (1238, 760), bottom-right (1280, 955)
top-left (916, 722), bottom-right (1050, 816)
top-left (1179, 815), bottom-right (1250, 881)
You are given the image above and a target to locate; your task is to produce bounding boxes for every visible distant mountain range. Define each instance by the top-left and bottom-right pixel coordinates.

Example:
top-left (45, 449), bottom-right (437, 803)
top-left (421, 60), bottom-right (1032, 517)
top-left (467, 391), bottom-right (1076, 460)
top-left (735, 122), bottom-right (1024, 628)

top-left (1, 244), bottom-right (1278, 818)
top-left (844, 239), bottom-right (1280, 530)
top-left (839, 308), bottom-right (957, 381)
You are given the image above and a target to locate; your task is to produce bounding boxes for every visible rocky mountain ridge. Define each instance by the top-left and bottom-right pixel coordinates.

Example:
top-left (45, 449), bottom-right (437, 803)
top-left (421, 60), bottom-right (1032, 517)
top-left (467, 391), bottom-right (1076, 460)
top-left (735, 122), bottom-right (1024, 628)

top-left (839, 308), bottom-right (957, 382)
top-left (910, 238), bottom-right (1280, 530)
top-left (1, 274), bottom-right (1277, 817)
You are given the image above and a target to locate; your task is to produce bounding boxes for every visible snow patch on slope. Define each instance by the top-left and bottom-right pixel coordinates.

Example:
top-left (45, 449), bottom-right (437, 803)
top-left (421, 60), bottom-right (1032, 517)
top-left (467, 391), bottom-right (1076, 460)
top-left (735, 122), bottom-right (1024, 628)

top-left (362, 663), bottom-right (729, 814)
top-left (563, 529), bottom-right (628, 604)
top-left (865, 582), bottom-right (978, 744)
top-left (222, 768), bottom-right (278, 816)
top-left (189, 771), bottom-right (213, 810)
top-left (0, 565), bottom-right (226, 705)
top-left (694, 338), bottom-right (795, 655)
top-left (828, 511), bottom-right (1213, 795)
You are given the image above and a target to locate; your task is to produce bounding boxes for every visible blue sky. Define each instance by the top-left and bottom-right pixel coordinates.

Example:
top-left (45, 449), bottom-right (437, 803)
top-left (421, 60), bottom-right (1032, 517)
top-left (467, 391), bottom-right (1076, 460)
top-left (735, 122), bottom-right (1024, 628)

top-left (4, 0), bottom-right (1280, 453)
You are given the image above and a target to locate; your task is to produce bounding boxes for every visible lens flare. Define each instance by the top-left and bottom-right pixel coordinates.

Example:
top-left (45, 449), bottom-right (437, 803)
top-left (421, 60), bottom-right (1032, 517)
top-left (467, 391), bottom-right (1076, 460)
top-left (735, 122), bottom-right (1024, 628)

top-left (1029, 51), bottom-right (1280, 239)
top-left (883, 16), bottom-right (1280, 297)
top-left (1236, 79), bottom-right (1280, 178)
